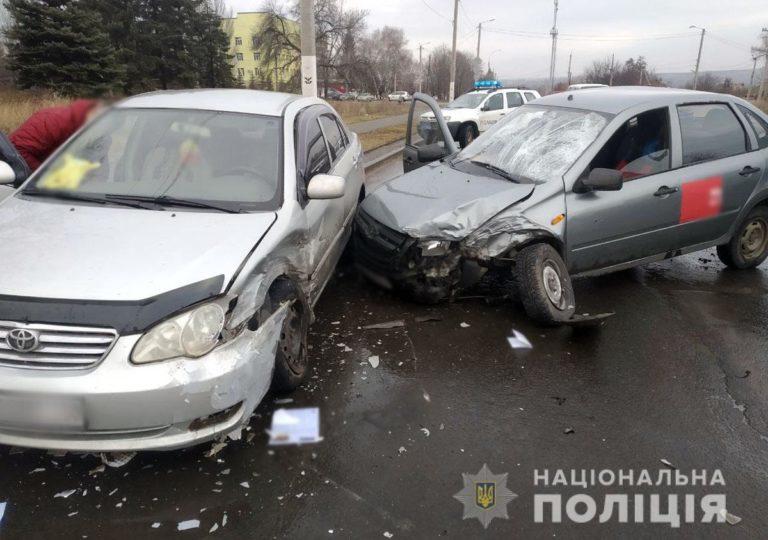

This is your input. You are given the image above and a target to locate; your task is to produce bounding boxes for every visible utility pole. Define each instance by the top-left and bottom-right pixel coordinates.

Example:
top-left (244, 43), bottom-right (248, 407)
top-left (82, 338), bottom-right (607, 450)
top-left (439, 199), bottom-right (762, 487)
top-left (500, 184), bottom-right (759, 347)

top-left (449, 0), bottom-right (459, 101)
top-left (690, 25), bottom-right (705, 90)
top-left (475, 19), bottom-right (495, 63)
top-left (608, 53), bottom-right (614, 86)
top-left (747, 55), bottom-right (758, 100)
top-left (548, 0), bottom-right (559, 93)
top-left (756, 28), bottom-right (768, 102)
top-left (567, 51), bottom-right (572, 86)
top-left (300, 0), bottom-right (317, 97)
top-left (418, 42), bottom-right (429, 93)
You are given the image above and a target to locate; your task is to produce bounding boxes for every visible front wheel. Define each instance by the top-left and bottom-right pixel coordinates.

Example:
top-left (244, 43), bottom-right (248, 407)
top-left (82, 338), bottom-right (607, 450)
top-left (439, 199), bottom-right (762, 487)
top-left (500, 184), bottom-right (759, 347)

top-left (717, 206), bottom-right (768, 269)
top-left (458, 124), bottom-right (477, 148)
top-left (267, 288), bottom-right (309, 392)
top-left (516, 243), bottom-right (576, 325)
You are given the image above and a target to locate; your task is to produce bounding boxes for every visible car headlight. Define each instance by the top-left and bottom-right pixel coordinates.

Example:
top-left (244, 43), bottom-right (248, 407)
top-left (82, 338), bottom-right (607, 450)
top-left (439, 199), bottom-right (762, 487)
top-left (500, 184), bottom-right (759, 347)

top-left (131, 302), bottom-right (226, 364)
top-left (420, 239), bottom-right (452, 257)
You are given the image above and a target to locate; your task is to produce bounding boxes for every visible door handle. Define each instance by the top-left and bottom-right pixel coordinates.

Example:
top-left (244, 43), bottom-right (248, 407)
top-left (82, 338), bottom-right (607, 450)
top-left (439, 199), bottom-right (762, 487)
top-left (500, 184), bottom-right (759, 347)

top-left (654, 185), bottom-right (679, 197)
top-left (739, 165), bottom-right (761, 176)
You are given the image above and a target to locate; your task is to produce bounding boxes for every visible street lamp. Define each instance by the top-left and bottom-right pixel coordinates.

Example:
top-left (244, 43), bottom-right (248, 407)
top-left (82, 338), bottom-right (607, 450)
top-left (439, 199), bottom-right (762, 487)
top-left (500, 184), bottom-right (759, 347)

top-left (476, 18), bottom-right (495, 61)
top-left (689, 25), bottom-right (706, 90)
top-left (488, 49), bottom-right (502, 75)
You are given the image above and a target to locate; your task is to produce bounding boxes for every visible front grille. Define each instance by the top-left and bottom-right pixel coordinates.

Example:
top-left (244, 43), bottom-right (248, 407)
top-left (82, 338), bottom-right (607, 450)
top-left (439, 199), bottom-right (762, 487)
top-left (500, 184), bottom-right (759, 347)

top-left (355, 211), bottom-right (414, 273)
top-left (0, 321), bottom-right (118, 370)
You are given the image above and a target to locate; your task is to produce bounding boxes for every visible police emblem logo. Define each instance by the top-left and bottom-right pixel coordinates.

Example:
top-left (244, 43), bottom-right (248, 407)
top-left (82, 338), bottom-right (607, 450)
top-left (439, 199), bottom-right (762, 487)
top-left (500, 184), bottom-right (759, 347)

top-left (454, 464), bottom-right (517, 529)
top-left (476, 482), bottom-right (495, 509)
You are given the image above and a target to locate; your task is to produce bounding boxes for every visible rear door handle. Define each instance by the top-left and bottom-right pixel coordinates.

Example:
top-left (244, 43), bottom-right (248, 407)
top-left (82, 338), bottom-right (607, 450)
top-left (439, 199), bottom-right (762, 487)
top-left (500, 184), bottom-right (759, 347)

top-left (739, 165), bottom-right (761, 176)
top-left (654, 185), bottom-right (679, 197)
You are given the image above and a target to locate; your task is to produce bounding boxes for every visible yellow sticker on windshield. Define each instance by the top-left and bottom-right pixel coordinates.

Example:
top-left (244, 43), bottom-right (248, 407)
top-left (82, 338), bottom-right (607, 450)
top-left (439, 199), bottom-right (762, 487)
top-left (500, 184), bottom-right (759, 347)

top-left (39, 154), bottom-right (100, 191)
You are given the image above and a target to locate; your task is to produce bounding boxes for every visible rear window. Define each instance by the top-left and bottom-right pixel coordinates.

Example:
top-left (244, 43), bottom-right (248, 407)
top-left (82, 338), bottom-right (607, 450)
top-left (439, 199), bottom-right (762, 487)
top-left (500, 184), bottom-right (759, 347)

top-left (678, 103), bottom-right (747, 165)
top-left (737, 104), bottom-right (768, 150)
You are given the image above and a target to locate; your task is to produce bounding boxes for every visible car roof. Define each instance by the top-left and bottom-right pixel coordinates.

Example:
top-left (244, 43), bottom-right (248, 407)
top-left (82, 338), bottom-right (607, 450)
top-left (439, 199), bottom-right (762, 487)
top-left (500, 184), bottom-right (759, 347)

top-left (116, 89), bottom-right (303, 117)
top-left (532, 86), bottom-right (740, 115)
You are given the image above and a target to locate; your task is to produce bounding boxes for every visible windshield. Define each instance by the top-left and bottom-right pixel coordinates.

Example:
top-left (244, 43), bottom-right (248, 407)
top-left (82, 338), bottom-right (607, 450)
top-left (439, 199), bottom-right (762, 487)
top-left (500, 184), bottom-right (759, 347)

top-left (454, 105), bottom-right (609, 183)
top-left (445, 93), bottom-right (486, 109)
top-left (27, 108), bottom-right (282, 211)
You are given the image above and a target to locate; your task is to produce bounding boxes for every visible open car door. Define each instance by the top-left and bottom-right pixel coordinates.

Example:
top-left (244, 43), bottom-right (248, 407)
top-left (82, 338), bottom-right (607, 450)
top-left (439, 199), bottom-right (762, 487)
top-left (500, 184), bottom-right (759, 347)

top-left (404, 92), bottom-right (458, 172)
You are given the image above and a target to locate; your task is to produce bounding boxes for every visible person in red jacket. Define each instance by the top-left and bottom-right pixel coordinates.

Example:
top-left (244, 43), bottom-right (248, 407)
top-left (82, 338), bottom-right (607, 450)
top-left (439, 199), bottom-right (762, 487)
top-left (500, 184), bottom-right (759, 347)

top-left (9, 99), bottom-right (103, 172)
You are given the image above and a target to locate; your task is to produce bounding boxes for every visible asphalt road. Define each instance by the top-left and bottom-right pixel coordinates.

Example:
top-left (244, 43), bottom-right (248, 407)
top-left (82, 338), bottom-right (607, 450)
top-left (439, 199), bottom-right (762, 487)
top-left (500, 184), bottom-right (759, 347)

top-left (0, 161), bottom-right (767, 538)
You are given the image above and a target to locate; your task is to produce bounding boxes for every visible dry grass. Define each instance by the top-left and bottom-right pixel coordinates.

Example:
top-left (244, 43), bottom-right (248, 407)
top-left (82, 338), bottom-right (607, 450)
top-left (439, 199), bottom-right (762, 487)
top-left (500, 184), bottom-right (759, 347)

top-left (331, 100), bottom-right (409, 125)
top-left (359, 123), bottom-right (406, 153)
top-left (0, 89), bottom-right (67, 134)
top-left (757, 100), bottom-right (768, 114)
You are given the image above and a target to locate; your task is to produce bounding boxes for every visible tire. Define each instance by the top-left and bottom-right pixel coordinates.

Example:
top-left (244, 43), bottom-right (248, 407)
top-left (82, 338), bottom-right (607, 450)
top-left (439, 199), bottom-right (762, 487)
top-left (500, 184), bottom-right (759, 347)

top-left (458, 124), bottom-right (477, 148)
top-left (267, 284), bottom-right (309, 392)
top-left (717, 206), bottom-right (768, 269)
top-left (516, 243), bottom-right (576, 325)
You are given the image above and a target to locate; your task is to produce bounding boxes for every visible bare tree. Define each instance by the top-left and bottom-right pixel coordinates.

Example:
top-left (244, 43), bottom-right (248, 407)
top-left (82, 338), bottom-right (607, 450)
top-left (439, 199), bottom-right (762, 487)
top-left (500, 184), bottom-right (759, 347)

top-left (254, 0), bottom-right (366, 93)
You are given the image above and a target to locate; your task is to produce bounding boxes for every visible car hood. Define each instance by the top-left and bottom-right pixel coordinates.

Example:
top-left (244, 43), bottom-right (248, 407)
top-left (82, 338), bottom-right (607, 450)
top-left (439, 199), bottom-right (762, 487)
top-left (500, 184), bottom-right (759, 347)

top-left (0, 196), bottom-right (276, 301)
top-left (361, 161), bottom-right (534, 240)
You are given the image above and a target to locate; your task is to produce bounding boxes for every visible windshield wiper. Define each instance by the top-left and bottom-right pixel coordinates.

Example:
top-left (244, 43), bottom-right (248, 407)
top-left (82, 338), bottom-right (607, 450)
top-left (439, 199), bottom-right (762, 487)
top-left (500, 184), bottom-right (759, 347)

top-left (105, 194), bottom-right (242, 214)
top-left (468, 160), bottom-right (521, 183)
top-left (22, 189), bottom-right (152, 210)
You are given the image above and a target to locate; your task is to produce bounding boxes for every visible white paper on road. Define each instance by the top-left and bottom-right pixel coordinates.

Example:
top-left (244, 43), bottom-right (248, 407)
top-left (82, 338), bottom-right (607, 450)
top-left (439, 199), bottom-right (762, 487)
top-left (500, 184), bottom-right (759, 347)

top-left (507, 329), bottom-right (533, 349)
top-left (268, 407), bottom-right (321, 446)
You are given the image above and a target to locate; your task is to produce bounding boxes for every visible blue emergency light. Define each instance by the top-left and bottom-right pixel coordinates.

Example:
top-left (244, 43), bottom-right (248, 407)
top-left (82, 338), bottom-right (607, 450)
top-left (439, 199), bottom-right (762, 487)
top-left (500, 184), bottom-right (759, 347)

top-left (474, 80), bottom-right (502, 89)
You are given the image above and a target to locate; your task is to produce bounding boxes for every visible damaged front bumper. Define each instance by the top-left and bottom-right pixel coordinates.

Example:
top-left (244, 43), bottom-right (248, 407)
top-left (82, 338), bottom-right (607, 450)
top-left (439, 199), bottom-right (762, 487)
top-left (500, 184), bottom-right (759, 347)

top-left (354, 211), bottom-right (474, 303)
top-left (0, 307), bottom-right (287, 452)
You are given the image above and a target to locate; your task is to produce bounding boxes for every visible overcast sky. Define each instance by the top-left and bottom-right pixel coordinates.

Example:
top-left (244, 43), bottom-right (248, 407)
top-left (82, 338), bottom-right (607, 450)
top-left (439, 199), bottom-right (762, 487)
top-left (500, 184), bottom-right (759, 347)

top-left (227, 0), bottom-right (768, 80)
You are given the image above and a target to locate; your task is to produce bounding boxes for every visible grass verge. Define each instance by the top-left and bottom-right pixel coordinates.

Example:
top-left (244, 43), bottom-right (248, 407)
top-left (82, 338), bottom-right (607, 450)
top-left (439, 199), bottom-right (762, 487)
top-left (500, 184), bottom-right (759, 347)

top-left (359, 123), bottom-right (406, 153)
top-left (0, 90), bottom-right (67, 133)
top-left (331, 100), bottom-right (409, 125)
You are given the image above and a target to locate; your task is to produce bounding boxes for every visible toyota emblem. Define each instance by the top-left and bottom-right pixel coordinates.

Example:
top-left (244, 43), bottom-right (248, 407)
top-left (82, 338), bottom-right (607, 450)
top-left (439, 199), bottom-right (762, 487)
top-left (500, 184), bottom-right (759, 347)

top-left (6, 328), bottom-right (40, 353)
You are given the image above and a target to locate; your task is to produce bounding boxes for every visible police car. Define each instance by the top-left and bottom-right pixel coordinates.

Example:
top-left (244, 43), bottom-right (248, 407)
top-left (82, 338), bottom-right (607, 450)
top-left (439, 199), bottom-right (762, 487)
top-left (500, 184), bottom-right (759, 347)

top-left (422, 81), bottom-right (541, 147)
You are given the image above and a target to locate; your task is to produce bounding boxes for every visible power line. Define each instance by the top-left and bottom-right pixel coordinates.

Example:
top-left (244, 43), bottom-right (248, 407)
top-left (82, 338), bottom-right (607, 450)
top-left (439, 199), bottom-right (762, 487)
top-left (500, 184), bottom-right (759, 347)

top-left (419, 0), bottom-right (452, 23)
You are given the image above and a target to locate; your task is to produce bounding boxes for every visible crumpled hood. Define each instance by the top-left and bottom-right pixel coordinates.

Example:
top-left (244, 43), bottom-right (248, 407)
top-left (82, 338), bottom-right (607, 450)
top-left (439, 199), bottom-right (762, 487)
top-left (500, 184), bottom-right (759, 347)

top-left (361, 161), bottom-right (534, 240)
top-left (0, 196), bottom-right (276, 301)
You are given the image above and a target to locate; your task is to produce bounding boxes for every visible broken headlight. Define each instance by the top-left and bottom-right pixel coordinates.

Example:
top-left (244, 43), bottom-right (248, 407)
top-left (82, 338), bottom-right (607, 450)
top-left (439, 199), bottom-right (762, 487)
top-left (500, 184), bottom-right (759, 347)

top-left (131, 302), bottom-right (226, 364)
top-left (420, 239), bottom-right (452, 257)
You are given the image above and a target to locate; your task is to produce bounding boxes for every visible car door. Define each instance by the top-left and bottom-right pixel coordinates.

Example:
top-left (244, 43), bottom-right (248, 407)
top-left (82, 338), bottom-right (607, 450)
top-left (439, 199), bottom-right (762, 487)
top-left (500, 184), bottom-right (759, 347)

top-left (506, 91), bottom-right (524, 111)
top-left (669, 102), bottom-right (765, 247)
top-left (295, 106), bottom-right (347, 292)
top-left (566, 106), bottom-right (685, 273)
top-left (478, 92), bottom-right (505, 132)
top-left (403, 92), bottom-right (458, 172)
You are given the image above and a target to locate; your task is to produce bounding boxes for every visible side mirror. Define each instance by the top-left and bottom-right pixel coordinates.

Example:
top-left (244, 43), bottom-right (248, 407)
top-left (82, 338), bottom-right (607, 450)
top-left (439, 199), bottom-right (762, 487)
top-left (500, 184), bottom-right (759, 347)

top-left (582, 168), bottom-right (623, 191)
top-left (0, 161), bottom-right (16, 186)
top-left (480, 106), bottom-right (489, 112)
top-left (307, 174), bottom-right (346, 200)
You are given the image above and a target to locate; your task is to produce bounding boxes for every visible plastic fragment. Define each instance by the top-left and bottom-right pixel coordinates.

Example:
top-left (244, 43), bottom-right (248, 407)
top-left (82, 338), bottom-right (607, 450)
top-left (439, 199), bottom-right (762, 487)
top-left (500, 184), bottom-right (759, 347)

top-left (384, 533), bottom-right (394, 539)
top-left (660, 458), bottom-right (676, 469)
top-left (363, 320), bottom-right (405, 330)
top-left (398, 446), bottom-right (406, 454)
top-left (368, 356), bottom-right (380, 368)
top-left (460, 322), bottom-right (470, 328)
top-left (421, 427), bottom-right (430, 437)
top-left (89, 464), bottom-right (106, 475)
top-left (210, 523), bottom-right (219, 533)
top-left (415, 315), bottom-right (442, 323)
top-left (240, 482), bottom-right (250, 489)
top-left (177, 519), bottom-right (200, 531)
top-left (0, 502), bottom-right (6, 525)
top-left (563, 427), bottom-right (575, 435)
top-left (507, 329), bottom-right (532, 349)
top-left (101, 451), bottom-right (136, 468)
top-left (719, 508), bottom-right (742, 525)
top-left (54, 489), bottom-right (77, 499)
top-left (151, 523), bottom-right (161, 529)
top-left (29, 468), bottom-right (45, 474)
top-left (205, 441), bottom-right (227, 458)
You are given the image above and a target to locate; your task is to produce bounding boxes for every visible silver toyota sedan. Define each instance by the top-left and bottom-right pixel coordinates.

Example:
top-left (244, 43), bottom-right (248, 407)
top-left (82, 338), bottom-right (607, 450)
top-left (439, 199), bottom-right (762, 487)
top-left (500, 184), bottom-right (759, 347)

top-left (355, 87), bottom-right (768, 324)
top-left (0, 89), bottom-right (364, 451)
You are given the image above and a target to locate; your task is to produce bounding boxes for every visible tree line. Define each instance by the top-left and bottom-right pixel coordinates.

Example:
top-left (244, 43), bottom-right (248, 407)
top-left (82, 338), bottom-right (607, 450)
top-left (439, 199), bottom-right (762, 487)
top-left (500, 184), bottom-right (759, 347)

top-left (3, 0), bottom-right (233, 96)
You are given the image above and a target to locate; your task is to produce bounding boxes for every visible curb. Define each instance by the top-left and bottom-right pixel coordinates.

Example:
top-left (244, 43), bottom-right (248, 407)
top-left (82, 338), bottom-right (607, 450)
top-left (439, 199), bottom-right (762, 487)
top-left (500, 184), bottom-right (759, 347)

top-left (363, 140), bottom-right (404, 171)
